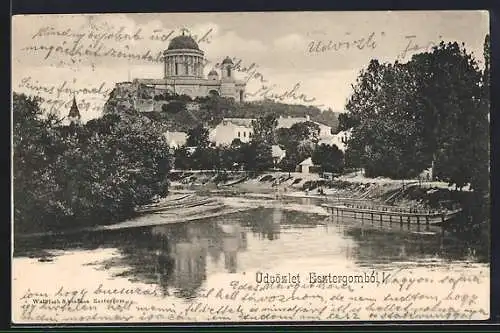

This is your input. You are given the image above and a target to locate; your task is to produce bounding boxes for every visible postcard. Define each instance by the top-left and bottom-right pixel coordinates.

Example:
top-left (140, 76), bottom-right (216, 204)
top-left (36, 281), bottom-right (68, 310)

top-left (12, 11), bottom-right (490, 323)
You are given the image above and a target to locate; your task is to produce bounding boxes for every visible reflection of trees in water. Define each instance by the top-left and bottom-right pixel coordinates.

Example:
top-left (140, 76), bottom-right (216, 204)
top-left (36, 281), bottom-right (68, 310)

top-left (241, 208), bottom-right (281, 240)
top-left (242, 207), bottom-right (329, 241)
top-left (16, 218), bottom-right (248, 300)
top-left (343, 225), bottom-right (485, 264)
top-left (331, 212), bottom-right (489, 264)
top-left (171, 240), bottom-right (208, 299)
top-left (150, 220), bottom-right (247, 298)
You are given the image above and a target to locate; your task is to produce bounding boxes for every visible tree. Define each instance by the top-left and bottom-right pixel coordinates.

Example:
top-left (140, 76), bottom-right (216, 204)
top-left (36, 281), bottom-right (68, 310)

top-left (230, 138), bottom-right (242, 148)
top-left (345, 42), bottom-right (485, 183)
top-left (173, 147), bottom-right (191, 170)
top-left (345, 60), bottom-right (429, 179)
top-left (483, 34), bottom-right (490, 96)
top-left (186, 125), bottom-right (210, 148)
top-left (13, 93), bottom-right (171, 233)
top-left (290, 121), bottom-right (320, 144)
top-left (240, 115), bottom-right (277, 172)
top-left (242, 142), bottom-right (273, 172)
top-left (312, 144), bottom-right (345, 173)
top-left (190, 147), bottom-right (220, 171)
top-left (13, 94), bottom-right (64, 233)
top-left (278, 146), bottom-right (300, 172)
top-left (251, 114), bottom-right (278, 145)
top-left (408, 42), bottom-right (483, 187)
top-left (337, 113), bottom-right (359, 132)
top-left (163, 100), bottom-right (186, 114)
top-left (276, 120), bottom-right (320, 172)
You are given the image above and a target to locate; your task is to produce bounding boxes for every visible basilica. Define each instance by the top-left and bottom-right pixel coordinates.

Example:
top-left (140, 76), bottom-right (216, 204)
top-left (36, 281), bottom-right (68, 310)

top-left (133, 33), bottom-right (247, 102)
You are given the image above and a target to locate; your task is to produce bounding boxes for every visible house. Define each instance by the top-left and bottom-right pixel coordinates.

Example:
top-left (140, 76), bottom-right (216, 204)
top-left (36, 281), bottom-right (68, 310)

top-left (210, 118), bottom-right (255, 146)
top-left (163, 131), bottom-right (188, 148)
top-left (271, 145), bottom-right (286, 166)
top-left (298, 157), bottom-right (315, 174)
top-left (277, 115), bottom-right (332, 138)
top-left (209, 115), bottom-right (337, 149)
top-left (317, 128), bottom-right (352, 152)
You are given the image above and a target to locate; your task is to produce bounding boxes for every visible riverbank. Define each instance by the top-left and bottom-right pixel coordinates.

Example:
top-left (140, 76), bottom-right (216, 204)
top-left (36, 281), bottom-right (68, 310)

top-left (15, 170), bottom-right (486, 239)
top-left (170, 170), bottom-right (467, 210)
top-left (169, 170), bottom-right (488, 234)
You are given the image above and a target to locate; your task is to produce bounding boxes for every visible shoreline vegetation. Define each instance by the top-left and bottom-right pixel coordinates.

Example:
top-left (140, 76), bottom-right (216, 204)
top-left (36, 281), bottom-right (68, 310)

top-left (14, 169), bottom-right (486, 239)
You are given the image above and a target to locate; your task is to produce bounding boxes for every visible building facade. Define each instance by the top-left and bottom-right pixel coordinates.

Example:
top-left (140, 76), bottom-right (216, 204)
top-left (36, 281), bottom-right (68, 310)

top-left (318, 128), bottom-right (352, 152)
top-left (132, 33), bottom-right (246, 102)
top-left (163, 131), bottom-right (188, 148)
top-left (277, 115), bottom-right (332, 137)
top-left (210, 118), bottom-right (255, 146)
top-left (209, 115), bottom-right (336, 147)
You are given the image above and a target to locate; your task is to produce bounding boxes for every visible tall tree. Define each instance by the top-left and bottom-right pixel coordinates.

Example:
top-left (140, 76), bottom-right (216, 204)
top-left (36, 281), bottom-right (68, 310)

top-left (276, 120), bottom-right (320, 172)
top-left (337, 113), bottom-right (360, 132)
top-left (312, 144), bottom-right (345, 173)
top-left (345, 61), bottom-right (427, 178)
top-left (345, 41), bottom-right (485, 185)
top-left (186, 125), bottom-right (210, 148)
top-left (408, 42), bottom-right (483, 187)
top-left (252, 114), bottom-right (278, 145)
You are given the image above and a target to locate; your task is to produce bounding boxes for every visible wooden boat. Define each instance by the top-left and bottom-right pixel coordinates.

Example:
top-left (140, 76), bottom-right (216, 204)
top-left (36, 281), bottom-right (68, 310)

top-left (322, 203), bottom-right (462, 225)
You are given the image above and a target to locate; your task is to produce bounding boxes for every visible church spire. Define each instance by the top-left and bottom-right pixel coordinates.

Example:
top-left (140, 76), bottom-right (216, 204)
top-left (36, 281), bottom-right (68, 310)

top-left (68, 95), bottom-right (81, 125)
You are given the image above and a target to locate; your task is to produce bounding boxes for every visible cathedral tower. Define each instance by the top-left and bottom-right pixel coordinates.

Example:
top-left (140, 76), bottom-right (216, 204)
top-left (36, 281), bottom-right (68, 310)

top-left (221, 56), bottom-right (235, 81)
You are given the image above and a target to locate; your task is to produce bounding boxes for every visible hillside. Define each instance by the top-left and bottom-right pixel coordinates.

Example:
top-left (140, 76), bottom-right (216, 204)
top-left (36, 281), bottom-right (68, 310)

top-left (103, 83), bottom-right (340, 133)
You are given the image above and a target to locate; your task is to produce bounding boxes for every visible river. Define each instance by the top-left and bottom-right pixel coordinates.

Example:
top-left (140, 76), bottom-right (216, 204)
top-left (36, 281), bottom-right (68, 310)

top-left (12, 195), bottom-right (490, 323)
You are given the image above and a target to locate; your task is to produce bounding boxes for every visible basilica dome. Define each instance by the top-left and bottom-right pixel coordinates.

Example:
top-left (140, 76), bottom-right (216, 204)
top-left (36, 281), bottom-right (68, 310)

top-left (167, 35), bottom-right (200, 50)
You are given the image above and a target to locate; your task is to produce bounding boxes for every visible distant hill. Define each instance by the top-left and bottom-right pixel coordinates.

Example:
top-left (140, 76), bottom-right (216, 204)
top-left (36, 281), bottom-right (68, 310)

top-left (104, 83), bottom-right (340, 133)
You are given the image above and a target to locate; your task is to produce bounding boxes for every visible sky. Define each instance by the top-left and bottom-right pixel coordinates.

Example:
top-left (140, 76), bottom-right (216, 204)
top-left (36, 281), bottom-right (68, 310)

top-left (12, 11), bottom-right (489, 122)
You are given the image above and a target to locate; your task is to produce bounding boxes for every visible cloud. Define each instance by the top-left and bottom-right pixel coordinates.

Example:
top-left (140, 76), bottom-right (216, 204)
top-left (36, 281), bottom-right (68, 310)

top-left (203, 30), bottom-right (267, 62)
top-left (273, 33), bottom-right (307, 50)
top-left (244, 67), bottom-right (358, 110)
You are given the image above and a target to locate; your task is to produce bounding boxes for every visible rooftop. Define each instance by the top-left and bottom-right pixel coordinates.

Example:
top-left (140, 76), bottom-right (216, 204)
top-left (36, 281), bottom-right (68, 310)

top-left (276, 116), bottom-right (309, 129)
top-left (299, 157), bottom-right (314, 166)
top-left (68, 96), bottom-right (81, 119)
top-left (221, 118), bottom-right (256, 128)
top-left (167, 34), bottom-right (200, 51)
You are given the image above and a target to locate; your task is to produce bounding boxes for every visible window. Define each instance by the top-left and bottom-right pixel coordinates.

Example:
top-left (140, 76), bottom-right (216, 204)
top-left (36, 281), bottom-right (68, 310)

top-left (238, 131), bottom-right (241, 138)
top-left (227, 67), bottom-right (231, 77)
top-left (175, 63), bottom-right (179, 75)
top-left (185, 64), bottom-right (189, 75)
top-left (249, 132), bottom-right (252, 137)
top-left (243, 132), bottom-right (246, 138)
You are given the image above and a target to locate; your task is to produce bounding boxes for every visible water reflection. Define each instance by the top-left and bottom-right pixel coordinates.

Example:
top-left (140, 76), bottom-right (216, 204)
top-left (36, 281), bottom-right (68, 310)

top-left (327, 214), bottom-right (487, 266)
top-left (149, 220), bottom-right (247, 297)
top-left (240, 206), bottom-right (282, 240)
top-left (14, 205), bottom-right (488, 301)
